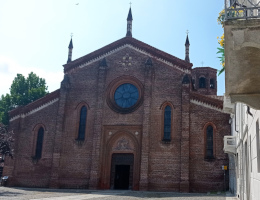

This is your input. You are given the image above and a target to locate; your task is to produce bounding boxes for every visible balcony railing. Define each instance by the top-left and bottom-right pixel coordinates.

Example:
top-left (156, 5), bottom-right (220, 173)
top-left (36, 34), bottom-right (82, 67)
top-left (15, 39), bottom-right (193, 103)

top-left (225, 0), bottom-right (260, 20)
top-left (224, 1), bottom-right (260, 109)
top-left (223, 136), bottom-right (236, 154)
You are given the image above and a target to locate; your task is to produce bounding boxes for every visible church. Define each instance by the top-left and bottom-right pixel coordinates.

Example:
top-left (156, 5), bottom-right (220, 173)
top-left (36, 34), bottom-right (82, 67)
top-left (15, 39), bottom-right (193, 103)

top-left (3, 8), bottom-right (230, 192)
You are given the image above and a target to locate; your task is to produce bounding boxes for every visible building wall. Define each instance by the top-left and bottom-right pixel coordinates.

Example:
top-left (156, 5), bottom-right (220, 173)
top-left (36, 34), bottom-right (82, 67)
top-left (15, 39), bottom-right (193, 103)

top-left (233, 103), bottom-right (260, 200)
top-left (59, 47), bottom-right (187, 190)
top-left (4, 101), bottom-right (59, 187)
top-left (191, 67), bottom-right (217, 96)
top-left (189, 103), bottom-right (230, 192)
top-left (3, 46), bottom-right (230, 192)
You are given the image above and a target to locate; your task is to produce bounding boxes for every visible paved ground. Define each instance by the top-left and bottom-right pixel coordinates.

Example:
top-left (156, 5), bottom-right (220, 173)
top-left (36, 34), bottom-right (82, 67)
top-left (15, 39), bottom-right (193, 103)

top-left (0, 187), bottom-right (238, 200)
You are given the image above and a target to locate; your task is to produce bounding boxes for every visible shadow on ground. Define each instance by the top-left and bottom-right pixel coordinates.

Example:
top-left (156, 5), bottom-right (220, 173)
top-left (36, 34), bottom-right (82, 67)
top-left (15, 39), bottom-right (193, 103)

top-left (0, 187), bottom-right (229, 199)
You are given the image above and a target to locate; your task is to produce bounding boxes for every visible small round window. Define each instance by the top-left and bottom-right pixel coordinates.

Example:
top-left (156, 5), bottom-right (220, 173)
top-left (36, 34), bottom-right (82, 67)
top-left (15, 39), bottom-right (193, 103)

top-left (114, 83), bottom-right (139, 108)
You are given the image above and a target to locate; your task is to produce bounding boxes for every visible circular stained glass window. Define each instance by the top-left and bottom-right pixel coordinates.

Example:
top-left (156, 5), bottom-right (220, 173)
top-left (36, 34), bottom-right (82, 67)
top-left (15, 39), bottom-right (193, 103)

top-left (114, 83), bottom-right (139, 108)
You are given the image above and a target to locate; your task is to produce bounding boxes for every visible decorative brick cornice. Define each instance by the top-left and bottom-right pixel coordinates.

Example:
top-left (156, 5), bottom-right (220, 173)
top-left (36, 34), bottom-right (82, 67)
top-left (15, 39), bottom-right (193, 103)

top-left (190, 92), bottom-right (224, 111)
top-left (9, 89), bottom-right (60, 121)
top-left (192, 67), bottom-right (217, 72)
top-left (63, 37), bottom-right (193, 74)
top-left (207, 95), bottom-right (224, 101)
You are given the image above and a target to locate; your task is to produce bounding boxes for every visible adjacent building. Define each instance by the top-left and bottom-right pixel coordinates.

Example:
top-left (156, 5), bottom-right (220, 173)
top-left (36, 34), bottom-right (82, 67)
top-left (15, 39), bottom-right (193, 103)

top-left (223, 0), bottom-right (260, 199)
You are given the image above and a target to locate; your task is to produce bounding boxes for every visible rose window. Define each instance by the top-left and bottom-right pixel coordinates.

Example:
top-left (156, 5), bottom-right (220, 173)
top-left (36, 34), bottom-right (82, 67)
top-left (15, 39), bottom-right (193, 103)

top-left (114, 83), bottom-right (139, 108)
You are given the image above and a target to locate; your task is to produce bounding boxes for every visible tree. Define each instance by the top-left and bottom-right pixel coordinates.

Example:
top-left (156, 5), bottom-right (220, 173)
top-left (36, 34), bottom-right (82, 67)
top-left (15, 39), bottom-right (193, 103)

top-left (10, 72), bottom-right (48, 107)
top-left (0, 124), bottom-right (14, 160)
top-left (0, 94), bottom-right (11, 125)
top-left (0, 72), bottom-right (48, 125)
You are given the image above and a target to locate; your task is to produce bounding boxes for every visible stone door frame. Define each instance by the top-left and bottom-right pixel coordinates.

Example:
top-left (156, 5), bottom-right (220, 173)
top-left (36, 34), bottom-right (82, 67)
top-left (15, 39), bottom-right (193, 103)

top-left (110, 153), bottom-right (134, 189)
top-left (100, 126), bottom-right (142, 190)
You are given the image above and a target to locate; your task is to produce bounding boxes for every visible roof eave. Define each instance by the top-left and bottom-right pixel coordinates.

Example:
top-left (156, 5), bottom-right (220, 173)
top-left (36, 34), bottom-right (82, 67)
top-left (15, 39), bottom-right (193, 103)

top-left (63, 37), bottom-right (193, 73)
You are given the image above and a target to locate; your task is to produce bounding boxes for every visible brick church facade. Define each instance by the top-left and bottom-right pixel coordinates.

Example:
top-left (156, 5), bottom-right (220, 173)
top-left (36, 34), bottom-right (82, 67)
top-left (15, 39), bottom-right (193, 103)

top-left (3, 8), bottom-right (230, 192)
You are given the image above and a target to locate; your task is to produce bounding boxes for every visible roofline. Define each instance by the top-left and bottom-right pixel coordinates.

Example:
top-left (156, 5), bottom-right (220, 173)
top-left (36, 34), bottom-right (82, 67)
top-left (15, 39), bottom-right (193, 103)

top-left (192, 67), bottom-right (217, 72)
top-left (63, 37), bottom-right (193, 74)
top-left (9, 89), bottom-right (60, 118)
top-left (190, 92), bottom-right (223, 110)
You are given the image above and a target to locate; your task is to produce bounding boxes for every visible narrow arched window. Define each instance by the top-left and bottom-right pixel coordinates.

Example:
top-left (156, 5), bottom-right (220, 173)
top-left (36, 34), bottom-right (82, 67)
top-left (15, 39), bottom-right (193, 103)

top-left (163, 106), bottom-right (171, 141)
top-left (206, 125), bottom-right (214, 158)
top-left (210, 79), bottom-right (215, 89)
top-left (77, 106), bottom-right (87, 140)
top-left (35, 127), bottom-right (44, 159)
top-left (199, 77), bottom-right (206, 88)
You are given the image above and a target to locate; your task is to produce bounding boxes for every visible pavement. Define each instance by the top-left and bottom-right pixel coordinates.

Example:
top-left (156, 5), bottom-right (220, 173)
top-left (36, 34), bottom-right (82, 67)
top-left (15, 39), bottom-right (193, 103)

top-left (0, 187), bottom-right (238, 200)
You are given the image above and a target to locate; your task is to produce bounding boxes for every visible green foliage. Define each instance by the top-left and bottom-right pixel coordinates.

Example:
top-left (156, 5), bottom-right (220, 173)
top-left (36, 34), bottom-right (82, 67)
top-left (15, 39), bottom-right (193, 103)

top-left (0, 124), bottom-right (14, 158)
top-left (217, 10), bottom-right (225, 76)
top-left (0, 94), bottom-right (11, 125)
top-left (0, 72), bottom-right (48, 125)
top-left (217, 9), bottom-right (225, 28)
top-left (10, 72), bottom-right (48, 107)
top-left (217, 46), bottom-right (225, 75)
top-left (218, 67), bottom-right (225, 76)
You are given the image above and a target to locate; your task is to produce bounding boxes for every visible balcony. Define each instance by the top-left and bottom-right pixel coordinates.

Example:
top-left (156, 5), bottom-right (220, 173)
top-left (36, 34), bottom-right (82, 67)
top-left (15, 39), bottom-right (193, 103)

top-left (223, 136), bottom-right (236, 154)
top-left (224, 0), bottom-right (260, 109)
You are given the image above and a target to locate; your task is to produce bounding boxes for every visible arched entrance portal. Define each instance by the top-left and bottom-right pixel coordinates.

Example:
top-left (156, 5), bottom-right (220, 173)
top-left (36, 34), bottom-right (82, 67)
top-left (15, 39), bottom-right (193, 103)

top-left (100, 126), bottom-right (141, 190)
top-left (110, 153), bottom-right (134, 190)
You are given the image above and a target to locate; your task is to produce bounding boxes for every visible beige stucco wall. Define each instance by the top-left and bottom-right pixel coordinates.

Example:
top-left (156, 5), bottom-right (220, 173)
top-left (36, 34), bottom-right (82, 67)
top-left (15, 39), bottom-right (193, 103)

top-left (224, 19), bottom-right (260, 109)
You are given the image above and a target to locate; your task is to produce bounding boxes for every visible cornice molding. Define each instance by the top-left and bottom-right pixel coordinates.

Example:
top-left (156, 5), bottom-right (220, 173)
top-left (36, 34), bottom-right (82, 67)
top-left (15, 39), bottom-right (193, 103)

top-left (10, 98), bottom-right (59, 122)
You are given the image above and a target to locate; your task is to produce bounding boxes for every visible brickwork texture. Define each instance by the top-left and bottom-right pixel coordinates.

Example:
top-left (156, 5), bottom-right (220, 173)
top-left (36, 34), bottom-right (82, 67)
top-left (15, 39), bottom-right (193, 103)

top-left (3, 37), bottom-right (230, 192)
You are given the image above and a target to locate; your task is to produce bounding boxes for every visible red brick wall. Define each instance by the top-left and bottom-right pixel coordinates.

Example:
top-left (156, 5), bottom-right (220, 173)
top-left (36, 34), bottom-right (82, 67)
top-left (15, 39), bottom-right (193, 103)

top-left (4, 46), bottom-right (230, 192)
top-left (189, 103), bottom-right (230, 192)
top-left (191, 67), bottom-right (217, 95)
top-left (4, 101), bottom-right (59, 187)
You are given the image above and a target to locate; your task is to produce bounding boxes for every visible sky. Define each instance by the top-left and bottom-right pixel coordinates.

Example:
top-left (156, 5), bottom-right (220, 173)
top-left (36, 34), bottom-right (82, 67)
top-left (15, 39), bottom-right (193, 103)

top-left (0, 0), bottom-right (225, 96)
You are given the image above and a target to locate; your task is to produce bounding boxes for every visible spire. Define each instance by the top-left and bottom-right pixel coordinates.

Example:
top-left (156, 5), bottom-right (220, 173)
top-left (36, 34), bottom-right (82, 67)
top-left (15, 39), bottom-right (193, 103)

top-left (68, 38), bottom-right (73, 49)
top-left (185, 35), bottom-right (190, 46)
top-left (67, 37), bottom-right (73, 63)
top-left (126, 7), bottom-right (133, 37)
top-left (127, 7), bottom-right (133, 21)
top-left (185, 33), bottom-right (190, 63)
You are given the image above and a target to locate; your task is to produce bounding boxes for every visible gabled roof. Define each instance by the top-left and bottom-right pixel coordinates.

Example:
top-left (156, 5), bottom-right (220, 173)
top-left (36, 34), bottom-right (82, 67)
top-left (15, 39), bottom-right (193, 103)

top-left (192, 67), bottom-right (217, 72)
top-left (9, 89), bottom-right (60, 119)
top-left (63, 37), bottom-right (193, 73)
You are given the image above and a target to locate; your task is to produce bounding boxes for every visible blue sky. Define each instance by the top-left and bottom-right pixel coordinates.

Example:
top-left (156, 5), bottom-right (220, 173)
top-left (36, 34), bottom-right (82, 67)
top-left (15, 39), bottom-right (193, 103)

top-left (0, 0), bottom-right (225, 96)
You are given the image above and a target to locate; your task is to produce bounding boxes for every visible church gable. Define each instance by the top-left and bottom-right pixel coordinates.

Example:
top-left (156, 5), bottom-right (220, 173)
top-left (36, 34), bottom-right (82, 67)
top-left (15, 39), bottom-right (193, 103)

top-left (3, 7), bottom-right (230, 193)
top-left (64, 45), bottom-right (187, 106)
top-left (63, 37), bottom-right (192, 74)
